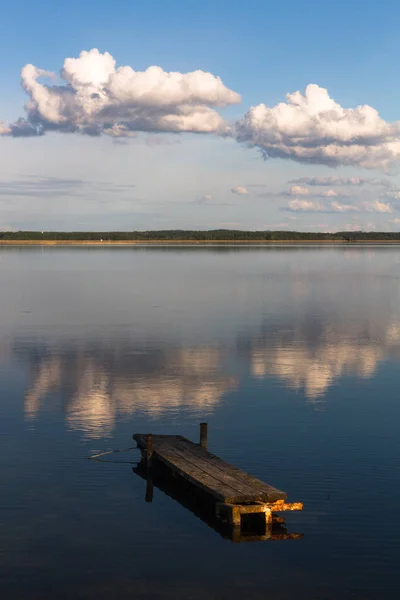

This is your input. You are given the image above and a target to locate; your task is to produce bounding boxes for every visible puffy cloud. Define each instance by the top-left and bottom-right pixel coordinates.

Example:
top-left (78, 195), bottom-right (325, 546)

top-left (1, 48), bottom-right (240, 138)
top-left (285, 198), bottom-right (392, 213)
top-left (332, 200), bottom-right (392, 213)
top-left (283, 185), bottom-right (347, 199)
top-left (289, 185), bottom-right (309, 196)
top-left (287, 199), bottom-right (323, 212)
top-left (330, 201), bottom-right (359, 212)
top-left (365, 200), bottom-right (392, 213)
top-left (322, 189), bottom-right (339, 197)
top-left (235, 84), bottom-right (400, 169)
top-left (231, 185), bottom-right (249, 195)
top-left (289, 176), bottom-right (393, 187)
top-left (195, 193), bottom-right (214, 205)
top-left (0, 122), bottom-right (11, 135)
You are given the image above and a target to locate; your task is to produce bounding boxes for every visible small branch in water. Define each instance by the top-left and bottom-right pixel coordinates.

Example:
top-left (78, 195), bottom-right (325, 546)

top-left (88, 446), bottom-right (139, 460)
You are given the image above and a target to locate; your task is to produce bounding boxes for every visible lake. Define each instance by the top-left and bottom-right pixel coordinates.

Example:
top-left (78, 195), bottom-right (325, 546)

top-left (1, 245), bottom-right (399, 599)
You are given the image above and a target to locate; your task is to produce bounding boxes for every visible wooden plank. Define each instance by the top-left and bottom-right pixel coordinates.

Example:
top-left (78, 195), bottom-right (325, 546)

top-left (150, 441), bottom-right (246, 502)
top-left (133, 434), bottom-right (286, 503)
top-left (136, 434), bottom-right (280, 502)
top-left (170, 439), bottom-right (267, 499)
top-left (135, 434), bottom-right (286, 502)
top-left (172, 437), bottom-right (286, 502)
top-left (136, 435), bottom-right (262, 502)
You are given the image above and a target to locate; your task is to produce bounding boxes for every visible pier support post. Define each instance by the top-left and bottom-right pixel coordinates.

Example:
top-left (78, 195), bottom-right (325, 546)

top-left (145, 434), bottom-right (153, 468)
top-left (145, 477), bottom-right (154, 503)
top-left (199, 422), bottom-right (208, 449)
top-left (216, 503), bottom-right (241, 528)
top-left (230, 506), bottom-right (241, 527)
top-left (264, 508), bottom-right (272, 526)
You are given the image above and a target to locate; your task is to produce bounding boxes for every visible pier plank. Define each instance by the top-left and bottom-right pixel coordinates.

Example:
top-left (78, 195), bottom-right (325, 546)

top-left (133, 433), bottom-right (286, 504)
top-left (172, 437), bottom-right (286, 502)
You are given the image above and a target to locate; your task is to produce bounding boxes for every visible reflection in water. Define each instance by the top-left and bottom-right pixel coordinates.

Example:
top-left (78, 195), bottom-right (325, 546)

top-left (23, 343), bottom-right (237, 438)
top-left (4, 245), bottom-right (398, 436)
top-left (133, 463), bottom-right (303, 543)
top-left (3, 247), bottom-right (400, 599)
top-left (250, 320), bottom-right (400, 399)
top-left (20, 310), bottom-right (400, 435)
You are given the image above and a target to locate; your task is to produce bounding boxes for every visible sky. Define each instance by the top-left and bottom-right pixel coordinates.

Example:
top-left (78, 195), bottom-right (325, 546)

top-left (2, 0), bottom-right (400, 231)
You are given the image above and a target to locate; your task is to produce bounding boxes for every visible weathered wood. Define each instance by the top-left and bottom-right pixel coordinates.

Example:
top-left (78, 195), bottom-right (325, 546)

top-left (132, 463), bottom-right (303, 543)
top-left (199, 422), bottom-right (208, 449)
top-left (136, 436), bottom-right (263, 502)
top-left (133, 433), bottom-right (288, 504)
top-left (169, 440), bottom-right (270, 500)
top-left (216, 502), bottom-right (272, 526)
top-left (149, 441), bottom-right (247, 503)
top-left (145, 434), bottom-right (153, 468)
top-left (171, 437), bottom-right (286, 502)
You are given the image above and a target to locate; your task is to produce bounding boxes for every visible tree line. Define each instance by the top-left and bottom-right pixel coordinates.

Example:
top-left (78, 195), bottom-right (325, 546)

top-left (1, 229), bottom-right (400, 241)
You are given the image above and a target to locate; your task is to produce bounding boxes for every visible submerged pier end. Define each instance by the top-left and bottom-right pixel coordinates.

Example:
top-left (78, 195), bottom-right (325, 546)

top-left (133, 424), bottom-right (303, 532)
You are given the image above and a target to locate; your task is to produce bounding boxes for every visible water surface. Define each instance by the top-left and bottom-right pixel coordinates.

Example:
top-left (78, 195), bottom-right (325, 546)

top-left (1, 245), bottom-right (400, 599)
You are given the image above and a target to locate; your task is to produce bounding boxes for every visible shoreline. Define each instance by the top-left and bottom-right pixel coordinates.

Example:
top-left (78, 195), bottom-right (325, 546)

top-left (1, 239), bottom-right (400, 245)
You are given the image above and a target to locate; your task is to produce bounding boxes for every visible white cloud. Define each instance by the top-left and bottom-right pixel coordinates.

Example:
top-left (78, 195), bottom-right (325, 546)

top-left (195, 193), bottom-right (213, 204)
top-left (285, 198), bottom-right (392, 213)
top-left (390, 217), bottom-right (400, 224)
top-left (1, 49), bottom-right (241, 138)
top-left (0, 122), bottom-right (10, 135)
top-left (330, 201), bottom-right (359, 212)
top-left (365, 200), bottom-right (392, 213)
top-left (287, 199), bottom-right (323, 212)
top-left (322, 189), bottom-right (338, 197)
top-left (236, 84), bottom-right (400, 169)
top-left (289, 176), bottom-right (392, 187)
top-left (331, 200), bottom-right (391, 213)
top-left (231, 185), bottom-right (249, 195)
top-left (289, 185), bottom-right (309, 196)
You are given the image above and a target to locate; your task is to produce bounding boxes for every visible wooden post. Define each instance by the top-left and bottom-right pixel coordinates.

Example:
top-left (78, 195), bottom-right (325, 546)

top-left (145, 433), bottom-right (153, 468)
top-left (264, 508), bottom-right (272, 526)
top-left (230, 506), bottom-right (241, 527)
top-left (145, 477), bottom-right (154, 503)
top-left (199, 422), bottom-right (208, 449)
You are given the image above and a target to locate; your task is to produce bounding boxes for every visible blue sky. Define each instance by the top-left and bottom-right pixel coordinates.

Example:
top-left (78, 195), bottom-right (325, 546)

top-left (2, 0), bottom-right (400, 231)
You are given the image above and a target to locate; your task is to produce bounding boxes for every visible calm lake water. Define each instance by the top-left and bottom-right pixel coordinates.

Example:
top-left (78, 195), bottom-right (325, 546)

top-left (1, 245), bottom-right (400, 599)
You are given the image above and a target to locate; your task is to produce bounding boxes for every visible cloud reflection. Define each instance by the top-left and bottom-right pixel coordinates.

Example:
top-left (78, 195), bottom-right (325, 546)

top-left (250, 321), bottom-right (400, 400)
top-left (15, 291), bottom-right (400, 436)
top-left (23, 343), bottom-right (237, 438)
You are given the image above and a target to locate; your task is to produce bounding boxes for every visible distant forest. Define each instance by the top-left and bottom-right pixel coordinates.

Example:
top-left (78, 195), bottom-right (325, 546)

top-left (1, 230), bottom-right (400, 241)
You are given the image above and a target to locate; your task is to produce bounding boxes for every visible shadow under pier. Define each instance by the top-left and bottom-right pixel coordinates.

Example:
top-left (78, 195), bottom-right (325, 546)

top-left (133, 463), bottom-right (303, 543)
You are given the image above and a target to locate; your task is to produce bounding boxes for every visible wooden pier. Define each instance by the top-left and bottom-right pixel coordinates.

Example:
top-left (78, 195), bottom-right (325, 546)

top-left (133, 424), bottom-right (303, 533)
